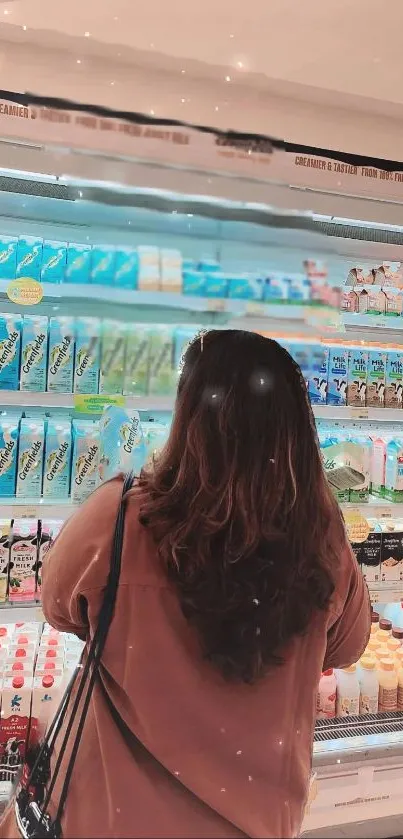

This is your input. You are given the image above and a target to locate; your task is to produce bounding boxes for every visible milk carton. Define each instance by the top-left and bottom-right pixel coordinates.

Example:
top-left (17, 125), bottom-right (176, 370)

top-left (16, 236), bottom-right (43, 280)
top-left (65, 243), bottom-right (91, 284)
top-left (42, 420), bottom-right (72, 499)
top-left (47, 316), bottom-right (75, 393)
top-left (16, 419), bottom-right (45, 499)
top-left (73, 317), bottom-right (101, 394)
top-left (71, 420), bottom-right (100, 503)
top-left (90, 246), bottom-right (116, 286)
top-left (0, 521), bottom-right (10, 603)
top-left (371, 437), bottom-right (386, 497)
top-left (327, 344), bottom-right (348, 406)
top-left (20, 315), bottom-right (48, 392)
top-left (0, 313), bottom-right (22, 390)
top-left (137, 246), bottom-right (160, 291)
top-left (29, 672), bottom-right (63, 748)
top-left (351, 530), bottom-right (381, 585)
top-left (0, 674), bottom-right (32, 784)
top-left (114, 247), bottom-right (138, 289)
top-left (288, 340), bottom-right (311, 390)
top-left (348, 437), bottom-right (371, 503)
top-left (160, 249), bottom-right (182, 293)
top-left (381, 527), bottom-right (403, 583)
top-left (99, 406), bottom-right (146, 482)
top-left (308, 343), bottom-right (329, 404)
top-left (385, 439), bottom-right (403, 502)
top-left (40, 241), bottom-right (67, 283)
top-left (347, 346), bottom-right (368, 407)
top-left (9, 520), bottom-right (38, 603)
top-left (385, 352), bottom-right (403, 408)
top-left (367, 350), bottom-right (386, 408)
top-left (123, 324), bottom-right (151, 396)
top-left (99, 320), bottom-right (126, 394)
top-left (0, 235), bottom-right (17, 278)
top-left (148, 326), bottom-right (176, 396)
top-left (36, 520), bottom-right (63, 600)
top-left (0, 417), bottom-right (19, 497)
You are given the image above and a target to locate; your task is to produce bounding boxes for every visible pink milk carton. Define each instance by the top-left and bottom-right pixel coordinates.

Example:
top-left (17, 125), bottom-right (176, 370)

top-left (29, 672), bottom-right (63, 749)
top-left (9, 520), bottom-right (38, 603)
top-left (0, 674), bottom-right (32, 784)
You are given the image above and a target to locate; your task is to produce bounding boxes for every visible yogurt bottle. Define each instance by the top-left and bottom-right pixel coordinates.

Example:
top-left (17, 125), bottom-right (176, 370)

top-left (358, 658), bottom-right (379, 714)
top-left (387, 638), bottom-right (401, 657)
top-left (377, 618), bottom-right (392, 642)
top-left (370, 611), bottom-right (380, 635)
top-left (398, 664), bottom-right (403, 711)
top-left (392, 627), bottom-right (403, 646)
top-left (378, 659), bottom-right (398, 712)
top-left (335, 665), bottom-right (360, 717)
top-left (317, 669), bottom-right (337, 719)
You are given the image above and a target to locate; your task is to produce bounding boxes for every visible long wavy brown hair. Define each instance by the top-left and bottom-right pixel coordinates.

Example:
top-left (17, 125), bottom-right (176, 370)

top-left (138, 329), bottom-right (344, 683)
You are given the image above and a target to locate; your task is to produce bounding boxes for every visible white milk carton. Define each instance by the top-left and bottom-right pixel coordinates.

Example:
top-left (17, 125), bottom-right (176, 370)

top-left (99, 320), bottom-right (126, 394)
top-left (71, 420), bottom-right (100, 503)
top-left (0, 417), bottom-right (19, 497)
top-left (47, 316), bottom-right (75, 393)
top-left (36, 520), bottom-right (63, 600)
top-left (16, 419), bottom-right (45, 499)
top-left (0, 674), bottom-right (32, 785)
top-left (29, 672), bottom-right (64, 748)
top-left (9, 520), bottom-right (38, 603)
top-left (19, 315), bottom-right (48, 392)
top-left (0, 314), bottom-right (22, 391)
top-left (42, 420), bottom-right (72, 499)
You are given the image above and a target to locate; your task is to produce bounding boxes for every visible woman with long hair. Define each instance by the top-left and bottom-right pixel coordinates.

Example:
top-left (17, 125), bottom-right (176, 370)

top-left (21, 330), bottom-right (370, 837)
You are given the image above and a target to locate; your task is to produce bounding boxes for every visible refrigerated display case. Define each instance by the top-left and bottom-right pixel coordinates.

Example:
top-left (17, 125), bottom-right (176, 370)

top-left (0, 95), bottom-right (403, 834)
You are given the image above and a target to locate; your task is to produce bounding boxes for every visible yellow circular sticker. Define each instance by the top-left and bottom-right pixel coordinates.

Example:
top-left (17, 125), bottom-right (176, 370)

top-left (6, 277), bottom-right (44, 306)
top-left (344, 509), bottom-right (371, 543)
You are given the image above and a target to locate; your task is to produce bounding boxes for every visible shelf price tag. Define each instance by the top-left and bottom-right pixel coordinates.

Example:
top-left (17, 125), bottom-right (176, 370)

top-left (17, 506), bottom-right (38, 519)
top-left (74, 394), bottom-right (126, 415)
top-left (6, 278), bottom-right (43, 306)
top-left (207, 298), bottom-right (226, 313)
top-left (245, 301), bottom-right (266, 317)
top-left (348, 407), bottom-right (369, 420)
top-left (344, 509), bottom-right (370, 543)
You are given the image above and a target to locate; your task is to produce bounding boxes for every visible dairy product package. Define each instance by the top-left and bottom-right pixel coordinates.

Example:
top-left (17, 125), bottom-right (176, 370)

top-left (20, 315), bottom-right (48, 392)
top-left (90, 245), bottom-right (116, 286)
top-left (114, 247), bottom-right (138, 289)
top-left (37, 519), bottom-right (63, 599)
top-left (380, 525), bottom-right (403, 582)
top-left (0, 235), bottom-right (17, 278)
top-left (367, 350), bottom-right (386, 408)
top-left (174, 326), bottom-right (198, 372)
top-left (99, 320), bottom-right (126, 394)
top-left (123, 324), bottom-right (151, 396)
top-left (65, 243), bottom-right (91, 284)
top-left (16, 236), bottom-right (43, 280)
top-left (143, 421), bottom-right (170, 463)
top-left (0, 674), bottom-right (33, 785)
top-left (348, 437), bottom-right (371, 503)
top-left (385, 351), bottom-right (403, 408)
top-left (9, 519), bottom-right (38, 603)
top-left (204, 272), bottom-right (229, 298)
top-left (0, 417), bottom-right (19, 496)
top-left (321, 435), bottom-right (369, 503)
top-left (0, 313), bottom-right (22, 390)
top-left (182, 270), bottom-right (205, 296)
top-left (371, 437), bottom-right (386, 497)
top-left (47, 316), bottom-right (75, 392)
top-left (383, 287), bottom-right (403, 316)
top-left (73, 317), bottom-right (101, 394)
top-left (347, 346), bottom-right (368, 406)
top-left (30, 671), bottom-right (64, 748)
top-left (160, 249), bottom-right (182, 293)
top-left (308, 343), bottom-right (329, 404)
top-left (71, 420), bottom-right (100, 503)
top-left (137, 246), bottom-right (160, 291)
top-left (288, 340), bottom-right (311, 390)
top-left (42, 420), bottom-right (72, 499)
top-left (0, 520), bottom-right (10, 603)
top-left (385, 439), bottom-right (403, 502)
top-left (148, 326), bottom-right (176, 396)
top-left (16, 419), bottom-right (45, 499)
top-left (327, 344), bottom-right (348, 406)
top-left (40, 241), bottom-right (67, 283)
top-left (99, 406), bottom-right (146, 482)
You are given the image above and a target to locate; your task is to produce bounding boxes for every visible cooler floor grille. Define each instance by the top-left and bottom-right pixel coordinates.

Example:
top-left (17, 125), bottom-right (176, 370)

top-left (314, 712), bottom-right (403, 741)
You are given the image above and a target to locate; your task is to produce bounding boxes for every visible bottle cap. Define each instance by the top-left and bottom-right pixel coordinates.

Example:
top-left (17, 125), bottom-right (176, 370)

top-left (45, 649), bottom-right (56, 658)
top-left (46, 638), bottom-right (58, 646)
top-left (15, 648), bottom-right (26, 658)
top-left (322, 668), bottom-right (334, 676)
top-left (12, 662), bottom-right (23, 671)
top-left (392, 627), bottom-right (403, 639)
top-left (0, 627), bottom-right (7, 637)
top-left (361, 657), bottom-right (376, 670)
top-left (379, 618), bottom-right (392, 631)
top-left (42, 675), bottom-right (54, 688)
top-left (17, 636), bottom-right (28, 645)
top-left (380, 659), bottom-right (395, 670)
top-left (44, 662), bottom-right (55, 670)
top-left (12, 676), bottom-right (24, 688)
top-left (371, 612), bottom-right (380, 623)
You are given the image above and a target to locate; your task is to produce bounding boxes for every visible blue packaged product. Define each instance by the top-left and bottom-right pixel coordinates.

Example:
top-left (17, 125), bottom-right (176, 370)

top-left (20, 315), bottom-right (48, 392)
top-left (114, 248), bottom-right (138, 289)
top-left (90, 246), bottom-right (116, 286)
top-left (16, 236), bottom-right (43, 280)
top-left (327, 344), bottom-right (348, 406)
top-left (73, 318), bottom-right (101, 395)
top-left (204, 272), bottom-right (228, 298)
top-left (228, 275), bottom-right (264, 300)
top-left (182, 259), bottom-right (197, 271)
top-left (47, 316), bottom-right (75, 393)
top-left (0, 314), bottom-right (22, 390)
top-left (40, 241), bottom-right (67, 283)
top-left (65, 243), bottom-right (91, 284)
top-left (182, 270), bottom-right (205, 296)
top-left (99, 406), bottom-right (147, 482)
top-left (288, 340), bottom-right (311, 390)
top-left (0, 236), bottom-right (17, 279)
top-left (198, 258), bottom-right (220, 273)
top-left (308, 344), bottom-right (329, 404)
top-left (71, 420), bottom-right (100, 503)
top-left (16, 419), bottom-right (45, 499)
top-left (0, 417), bottom-right (19, 496)
top-left (42, 419), bottom-right (72, 499)
top-left (263, 274), bottom-right (290, 301)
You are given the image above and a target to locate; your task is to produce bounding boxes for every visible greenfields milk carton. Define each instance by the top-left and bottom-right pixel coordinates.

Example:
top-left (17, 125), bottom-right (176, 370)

top-left (16, 419), bottom-right (45, 498)
top-left (71, 420), bottom-right (100, 503)
top-left (20, 315), bottom-right (48, 392)
top-left (42, 420), bottom-right (72, 499)
top-left (0, 417), bottom-right (19, 496)
top-left (0, 314), bottom-right (22, 390)
top-left (73, 318), bottom-right (101, 395)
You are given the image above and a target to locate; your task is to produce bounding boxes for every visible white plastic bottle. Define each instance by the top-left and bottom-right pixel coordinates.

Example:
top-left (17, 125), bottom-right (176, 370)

top-left (317, 669), bottom-right (337, 719)
top-left (378, 659), bottom-right (398, 712)
top-left (397, 665), bottom-right (403, 711)
top-left (370, 611), bottom-right (380, 635)
top-left (358, 658), bottom-right (379, 714)
top-left (383, 601), bottom-right (403, 629)
top-left (335, 665), bottom-right (360, 717)
top-left (377, 618), bottom-right (393, 643)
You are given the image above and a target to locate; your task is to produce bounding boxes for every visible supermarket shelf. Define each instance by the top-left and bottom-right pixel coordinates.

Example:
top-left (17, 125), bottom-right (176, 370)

top-left (367, 583), bottom-right (403, 604)
top-left (0, 391), bottom-right (175, 412)
top-left (341, 499), bottom-right (403, 517)
top-left (0, 499), bottom-right (74, 520)
top-left (0, 603), bottom-right (44, 623)
top-left (344, 312), bottom-right (403, 332)
top-left (313, 405), bottom-right (403, 422)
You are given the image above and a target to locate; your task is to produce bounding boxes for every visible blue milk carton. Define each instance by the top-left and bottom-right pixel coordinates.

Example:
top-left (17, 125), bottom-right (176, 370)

top-left (288, 339), bottom-right (311, 391)
top-left (20, 315), bottom-right (48, 392)
top-left (0, 314), bottom-right (22, 390)
top-left (73, 318), bottom-right (101, 395)
top-left (99, 406), bottom-right (147, 482)
top-left (47, 317), bottom-right (75, 393)
top-left (16, 236), bottom-right (43, 280)
top-left (114, 248), bottom-right (138, 290)
top-left (65, 243), bottom-right (91, 284)
top-left (90, 246), bottom-right (116, 286)
top-left (71, 420), bottom-right (100, 503)
top-left (40, 241), bottom-right (67, 283)
top-left (42, 419), bottom-right (72, 499)
top-left (0, 236), bottom-right (17, 279)
top-left (327, 343), bottom-right (348, 406)
top-left (308, 343), bottom-right (329, 404)
top-left (123, 324), bottom-right (151, 396)
top-left (182, 270), bottom-right (205, 296)
top-left (16, 419), bottom-right (45, 499)
top-left (0, 417), bottom-right (19, 496)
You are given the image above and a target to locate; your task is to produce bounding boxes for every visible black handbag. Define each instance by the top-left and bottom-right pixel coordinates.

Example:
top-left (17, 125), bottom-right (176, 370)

top-left (14, 472), bottom-right (134, 839)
